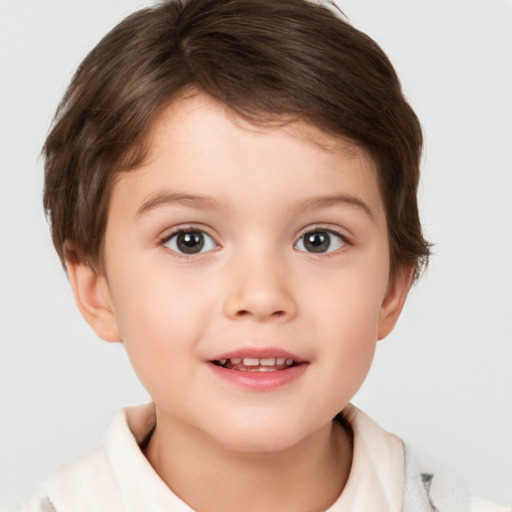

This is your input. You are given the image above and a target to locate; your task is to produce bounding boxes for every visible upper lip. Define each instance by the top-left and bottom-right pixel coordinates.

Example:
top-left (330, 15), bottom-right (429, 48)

top-left (209, 347), bottom-right (307, 363)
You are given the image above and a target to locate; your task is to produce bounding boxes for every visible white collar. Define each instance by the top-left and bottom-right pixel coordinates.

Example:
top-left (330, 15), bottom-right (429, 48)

top-left (43, 403), bottom-right (403, 511)
top-left (326, 404), bottom-right (404, 511)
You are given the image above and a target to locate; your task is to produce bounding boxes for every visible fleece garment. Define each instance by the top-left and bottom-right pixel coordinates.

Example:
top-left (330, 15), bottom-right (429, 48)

top-left (22, 403), bottom-right (509, 512)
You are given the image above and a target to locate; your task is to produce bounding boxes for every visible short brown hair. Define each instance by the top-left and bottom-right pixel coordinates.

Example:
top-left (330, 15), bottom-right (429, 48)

top-left (43, 0), bottom-right (430, 279)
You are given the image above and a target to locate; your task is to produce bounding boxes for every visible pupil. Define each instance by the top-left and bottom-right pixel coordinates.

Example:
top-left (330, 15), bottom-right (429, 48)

top-left (177, 231), bottom-right (204, 254)
top-left (305, 231), bottom-right (330, 253)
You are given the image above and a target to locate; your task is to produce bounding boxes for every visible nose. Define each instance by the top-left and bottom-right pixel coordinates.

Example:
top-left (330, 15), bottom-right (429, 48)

top-left (222, 252), bottom-right (297, 323)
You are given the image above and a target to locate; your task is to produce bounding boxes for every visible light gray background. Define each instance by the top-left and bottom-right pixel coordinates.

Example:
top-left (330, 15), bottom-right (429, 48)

top-left (1, 1), bottom-right (511, 510)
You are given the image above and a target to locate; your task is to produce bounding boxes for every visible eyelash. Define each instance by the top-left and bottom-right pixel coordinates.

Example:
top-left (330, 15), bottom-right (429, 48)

top-left (159, 226), bottom-right (220, 259)
top-left (158, 225), bottom-right (350, 258)
top-left (294, 226), bottom-right (350, 255)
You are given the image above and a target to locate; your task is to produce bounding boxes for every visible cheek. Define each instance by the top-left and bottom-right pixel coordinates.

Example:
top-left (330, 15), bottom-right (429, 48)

top-left (309, 265), bottom-right (388, 382)
top-left (107, 264), bottom-right (213, 373)
top-left (308, 257), bottom-right (388, 335)
top-left (319, 295), bottom-right (379, 374)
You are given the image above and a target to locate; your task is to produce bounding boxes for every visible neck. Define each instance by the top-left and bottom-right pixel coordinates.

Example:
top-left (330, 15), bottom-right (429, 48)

top-left (144, 410), bottom-right (352, 512)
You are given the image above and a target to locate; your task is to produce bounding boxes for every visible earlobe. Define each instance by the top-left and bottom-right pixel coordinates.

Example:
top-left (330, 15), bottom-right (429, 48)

top-left (65, 259), bottom-right (122, 343)
top-left (377, 266), bottom-right (414, 340)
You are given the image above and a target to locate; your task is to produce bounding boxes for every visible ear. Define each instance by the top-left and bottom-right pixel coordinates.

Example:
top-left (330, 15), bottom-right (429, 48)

top-left (65, 259), bottom-right (122, 343)
top-left (377, 266), bottom-right (414, 340)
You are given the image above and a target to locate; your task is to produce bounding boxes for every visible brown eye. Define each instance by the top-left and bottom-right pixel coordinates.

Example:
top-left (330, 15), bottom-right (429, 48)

top-left (164, 230), bottom-right (216, 255)
top-left (295, 230), bottom-right (345, 253)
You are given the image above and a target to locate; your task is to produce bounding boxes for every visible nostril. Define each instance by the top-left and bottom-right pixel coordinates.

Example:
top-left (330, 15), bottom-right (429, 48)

top-left (235, 309), bottom-right (286, 319)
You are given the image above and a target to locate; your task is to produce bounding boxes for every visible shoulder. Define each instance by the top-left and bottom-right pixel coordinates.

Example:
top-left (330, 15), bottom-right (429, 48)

top-left (342, 405), bottom-right (509, 512)
top-left (20, 436), bottom-right (122, 511)
top-left (471, 497), bottom-right (512, 512)
top-left (403, 444), bottom-right (511, 512)
top-left (20, 405), bottom-right (156, 512)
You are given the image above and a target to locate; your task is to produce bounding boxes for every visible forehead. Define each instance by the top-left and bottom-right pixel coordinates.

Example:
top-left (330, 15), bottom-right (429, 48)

top-left (148, 91), bottom-right (371, 162)
top-left (110, 92), bottom-right (384, 225)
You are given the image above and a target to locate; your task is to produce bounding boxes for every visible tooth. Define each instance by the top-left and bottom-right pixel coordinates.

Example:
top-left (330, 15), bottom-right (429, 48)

top-left (219, 359), bottom-right (227, 365)
top-left (260, 358), bottom-right (276, 366)
top-left (259, 367), bottom-right (277, 372)
top-left (230, 357), bottom-right (242, 364)
top-left (285, 359), bottom-right (294, 366)
top-left (243, 358), bottom-right (259, 366)
top-left (276, 357), bottom-right (286, 365)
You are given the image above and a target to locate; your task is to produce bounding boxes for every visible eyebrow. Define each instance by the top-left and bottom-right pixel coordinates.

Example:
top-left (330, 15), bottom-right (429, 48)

top-left (297, 194), bottom-right (375, 221)
top-left (136, 190), bottom-right (374, 222)
top-left (136, 191), bottom-right (221, 218)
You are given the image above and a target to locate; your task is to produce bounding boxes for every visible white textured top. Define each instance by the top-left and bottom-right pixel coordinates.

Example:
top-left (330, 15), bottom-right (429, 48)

top-left (330, 404), bottom-right (403, 512)
top-left (22, 403), bottom-right (404, 512)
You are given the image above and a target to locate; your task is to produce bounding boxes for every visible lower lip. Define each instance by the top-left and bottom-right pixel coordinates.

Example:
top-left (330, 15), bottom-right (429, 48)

top-left (206, 362), bottom-right (308, 391)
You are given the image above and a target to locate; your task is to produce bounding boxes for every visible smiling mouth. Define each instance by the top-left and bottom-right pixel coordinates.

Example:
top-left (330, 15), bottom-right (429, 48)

top-left (211, 357), bottom-right (301, 372)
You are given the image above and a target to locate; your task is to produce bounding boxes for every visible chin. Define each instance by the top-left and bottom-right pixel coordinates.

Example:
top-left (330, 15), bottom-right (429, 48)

top-left (227, 436), bottom-right (296, 454)
top-left (208, 416), bottom-right (316, 455)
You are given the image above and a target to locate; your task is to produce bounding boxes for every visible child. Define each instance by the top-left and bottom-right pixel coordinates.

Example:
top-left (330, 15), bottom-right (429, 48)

top-left (19, 0), bottom-right (508, 511)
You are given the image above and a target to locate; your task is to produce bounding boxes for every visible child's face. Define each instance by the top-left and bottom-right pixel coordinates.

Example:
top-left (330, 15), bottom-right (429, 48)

top-left (76, 92), bottom-right (409, 453)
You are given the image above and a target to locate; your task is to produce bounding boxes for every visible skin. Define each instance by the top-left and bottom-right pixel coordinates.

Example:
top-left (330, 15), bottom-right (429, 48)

top-left (67, 92), bottom-right (412, 512)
